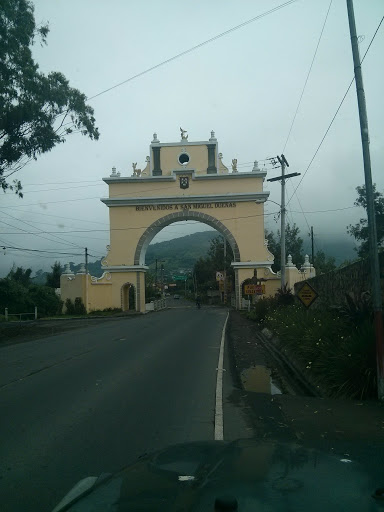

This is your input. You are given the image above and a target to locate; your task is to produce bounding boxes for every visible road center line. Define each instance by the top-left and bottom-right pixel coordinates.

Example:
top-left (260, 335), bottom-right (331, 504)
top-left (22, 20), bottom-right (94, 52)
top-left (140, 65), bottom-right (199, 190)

top-left (214, 311), bottom-right (229, 441)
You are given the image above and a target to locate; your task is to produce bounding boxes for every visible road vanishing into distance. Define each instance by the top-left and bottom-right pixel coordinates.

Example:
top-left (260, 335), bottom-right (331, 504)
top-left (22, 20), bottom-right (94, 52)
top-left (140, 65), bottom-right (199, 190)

top-left (0, 300), bottom-right (251, 512)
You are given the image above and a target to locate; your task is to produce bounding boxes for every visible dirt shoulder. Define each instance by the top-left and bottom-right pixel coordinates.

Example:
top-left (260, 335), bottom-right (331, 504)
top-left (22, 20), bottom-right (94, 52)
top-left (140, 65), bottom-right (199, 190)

top-left (227, 310), bottom-right (384, 443)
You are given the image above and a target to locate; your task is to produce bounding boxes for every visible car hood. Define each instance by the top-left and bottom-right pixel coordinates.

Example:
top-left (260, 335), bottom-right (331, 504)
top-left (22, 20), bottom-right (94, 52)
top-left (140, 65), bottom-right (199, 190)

top-left (53, 438), bottom-right (384, 511)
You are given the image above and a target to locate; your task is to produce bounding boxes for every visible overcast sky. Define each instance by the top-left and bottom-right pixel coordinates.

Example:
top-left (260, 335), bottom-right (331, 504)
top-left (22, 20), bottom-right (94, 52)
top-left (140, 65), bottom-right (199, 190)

top-left (0, 0), bottom-right (383, 276)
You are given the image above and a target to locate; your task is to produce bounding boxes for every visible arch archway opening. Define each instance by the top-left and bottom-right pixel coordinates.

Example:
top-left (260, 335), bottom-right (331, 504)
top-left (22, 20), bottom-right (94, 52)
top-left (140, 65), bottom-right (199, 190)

top-left (134, 210), bottom-right (241, 267)
top-left (140, 218), bottom-right (237, 306)
top-left (121, 282), bottom-right (136, 311)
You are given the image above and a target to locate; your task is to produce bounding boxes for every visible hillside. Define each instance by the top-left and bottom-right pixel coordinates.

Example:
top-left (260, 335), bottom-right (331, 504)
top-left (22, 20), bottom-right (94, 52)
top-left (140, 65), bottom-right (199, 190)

top-left (31, 230), bottom-right (359, 283)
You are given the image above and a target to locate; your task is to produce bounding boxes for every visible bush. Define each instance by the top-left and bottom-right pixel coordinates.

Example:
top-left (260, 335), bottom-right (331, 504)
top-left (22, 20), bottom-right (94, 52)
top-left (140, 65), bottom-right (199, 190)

top-left (88, 308), bottom-right (122, 316)
top-left (262, 304), bottom-right (377, 399)
top-left (65, 297), bottom-right (86, 315)
top-left (275, 284), bottom-right (294, 306)
top-left (247, 296), bottom-right (278, 324)
top-left (0, 278), bottom-right (62, 318)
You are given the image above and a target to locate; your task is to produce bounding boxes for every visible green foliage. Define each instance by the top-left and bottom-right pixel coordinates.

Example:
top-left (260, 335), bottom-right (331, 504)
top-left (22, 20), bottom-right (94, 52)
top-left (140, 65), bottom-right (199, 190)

top-left (0, 0), bottom-right (99, 194)
top-left (64, 298), bottom-right (75, 315)
top-left (275, 284), bottom-right (294, 306)
top-left (46, 261), bottom-right (62, 288)
top-left (266, 223), bottom-right (304, 272)
top-left (331, 292), bottom-right (373, 326)
top-left (0, 274), bottom-right (62, 317)
top-left (146, 231), bottom-right (218, 274)
top-left (260, 304), bottom-right (377, 399)
top-left (64, 297), bottom-right (86, 315)
top-left (347, 184), bottom-right (384, 258)
top-left (7, 265), bottom-right (32, 286)
top-left (88, 308), bottom-right (122, 316)
top-left (314, 249), bottom-right (336, 275)
top-left (246, 296), bottom-right (278, 324)
top-left (193, 236), bottom-right (234, 295)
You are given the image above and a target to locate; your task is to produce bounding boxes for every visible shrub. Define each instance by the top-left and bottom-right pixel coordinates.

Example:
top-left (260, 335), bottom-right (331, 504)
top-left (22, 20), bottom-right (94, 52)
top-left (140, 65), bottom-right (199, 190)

top-left (65, 298), bottom-right (75, 315)
top-left (275, 284), bottom-right (295, 306)
top-left (262, 304), bottom-right (377, 399)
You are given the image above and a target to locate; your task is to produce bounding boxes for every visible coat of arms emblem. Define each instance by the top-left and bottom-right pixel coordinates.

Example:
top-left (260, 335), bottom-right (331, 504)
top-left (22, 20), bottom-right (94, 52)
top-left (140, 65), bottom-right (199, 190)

top-left (179, 176), bottom-right (189, 189)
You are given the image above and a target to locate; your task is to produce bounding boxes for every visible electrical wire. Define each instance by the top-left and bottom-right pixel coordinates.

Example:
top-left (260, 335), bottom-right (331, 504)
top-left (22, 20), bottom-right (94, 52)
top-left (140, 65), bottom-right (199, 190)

top-left (286, 15), bottom-right (384, 207)
top-left (1, 245), bottom-right (83, 256)
top-left (87, 1), bottom-right (298, 101)
top-left (282, 0), bottom-right (333, 153)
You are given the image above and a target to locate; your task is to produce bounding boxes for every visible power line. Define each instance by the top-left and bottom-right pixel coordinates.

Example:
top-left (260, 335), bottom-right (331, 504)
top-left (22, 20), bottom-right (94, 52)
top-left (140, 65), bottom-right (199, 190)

top-left (1, 245), bottom-right (83, 256)
top-left (282, 0), bottom-right (333, 153)
top-left (286, 15), bottom-right (384, 206)
top-left (0, 210), bottom-right (281, 235)
top-left (87, 1), bottom-right (298, 101)
top-left (1, 210), bottom-right (84, 249)
top-left (0, 202), bottom-right (359, 237)
top-left (0, 212), bottom-right (105, 256)
top-left (289, 205), bottom-right (358, 214)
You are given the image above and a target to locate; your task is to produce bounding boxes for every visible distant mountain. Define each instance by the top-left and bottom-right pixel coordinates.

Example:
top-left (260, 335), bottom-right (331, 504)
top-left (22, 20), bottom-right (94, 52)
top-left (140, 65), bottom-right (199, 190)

top-left (31, 231), bottom-right (359, 281)
top-left (146, 231), bottom-right (218, 275)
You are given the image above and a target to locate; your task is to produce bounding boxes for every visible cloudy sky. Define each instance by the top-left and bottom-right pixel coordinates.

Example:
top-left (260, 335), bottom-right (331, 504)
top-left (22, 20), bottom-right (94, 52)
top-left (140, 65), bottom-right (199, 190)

top-left (0, 0), bottom-right (383, 276)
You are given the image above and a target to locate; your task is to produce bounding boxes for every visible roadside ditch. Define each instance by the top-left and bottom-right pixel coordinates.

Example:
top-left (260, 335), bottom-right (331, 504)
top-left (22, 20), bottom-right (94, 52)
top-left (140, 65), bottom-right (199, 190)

top-left (227, 310), bottom-right (384, 443)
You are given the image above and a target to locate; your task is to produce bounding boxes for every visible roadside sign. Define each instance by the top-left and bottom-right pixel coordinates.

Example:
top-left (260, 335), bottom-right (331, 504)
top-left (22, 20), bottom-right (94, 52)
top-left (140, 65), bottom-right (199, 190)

top-left (244, 284), bottom-right (265, 295)
top-left (297, 282), bottom-right (318, 308)
top-left (173, 275), bottom-right (187, 281)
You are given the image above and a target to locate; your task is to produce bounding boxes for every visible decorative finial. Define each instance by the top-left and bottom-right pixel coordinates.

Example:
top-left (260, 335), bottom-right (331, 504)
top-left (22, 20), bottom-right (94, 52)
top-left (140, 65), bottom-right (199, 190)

top-left (209, 130), bottom-right (217, 141)
top-left (110, 166), bottom-right (117, 177)
top-left (180, 127), bottom-right (188, 140)
top-left (231, 158), bottom-right (238, 172)
top-left (116, 171), bottom-right (121, 177)
top-left (218, 152), bottom-right (223, 159)
top-left (302, 254), bottom-right (311, 268)
top-left (77, 263), bottom-right (86, 274)
top-left (63, 263), bottom-right (73, 274)
top-left (152, 133), bottom-right (159, 143)
top-left (287, 254), bottom-right (294, 267)
top-left (146, 155), bottom-right (150, 162)
top-left (252, 160), bottom-right (260, 172)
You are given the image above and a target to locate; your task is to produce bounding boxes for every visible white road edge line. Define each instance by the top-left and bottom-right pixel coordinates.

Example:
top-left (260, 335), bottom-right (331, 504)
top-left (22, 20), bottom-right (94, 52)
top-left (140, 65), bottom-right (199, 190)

top-left (214, 311), bottom-right (229, 441)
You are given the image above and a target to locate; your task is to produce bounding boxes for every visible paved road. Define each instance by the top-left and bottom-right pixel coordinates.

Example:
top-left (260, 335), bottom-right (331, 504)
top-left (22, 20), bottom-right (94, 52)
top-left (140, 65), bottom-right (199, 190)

top-left (0, 304), bottom-right (251, 512)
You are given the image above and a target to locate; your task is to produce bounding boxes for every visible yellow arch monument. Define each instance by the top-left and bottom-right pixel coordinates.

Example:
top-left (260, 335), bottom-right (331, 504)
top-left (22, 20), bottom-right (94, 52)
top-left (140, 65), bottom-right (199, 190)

top-left (60, 130), bottom-right (314, 312)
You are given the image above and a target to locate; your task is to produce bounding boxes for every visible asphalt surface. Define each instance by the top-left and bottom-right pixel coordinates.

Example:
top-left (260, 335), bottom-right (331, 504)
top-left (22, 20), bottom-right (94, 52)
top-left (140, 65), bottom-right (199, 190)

top-left (0, 300), bottom-right (251, 512)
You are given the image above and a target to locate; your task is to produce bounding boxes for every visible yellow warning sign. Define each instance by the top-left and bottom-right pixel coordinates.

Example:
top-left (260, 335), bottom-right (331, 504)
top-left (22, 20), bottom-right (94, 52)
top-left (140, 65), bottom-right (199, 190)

top-left (297, 282), bottom-right (318, 308)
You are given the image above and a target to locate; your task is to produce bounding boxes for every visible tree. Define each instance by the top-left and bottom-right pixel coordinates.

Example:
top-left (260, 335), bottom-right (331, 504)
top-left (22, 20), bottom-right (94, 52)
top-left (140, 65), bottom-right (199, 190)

top-left (347, 184), bottom-right (384, 258)
top-left (0, 269), bottom-right (62, 317)
top-left (46, 261), bottom-right (62, 288)
top-left (7, 265), bottom-right (32, 286)
top-left (0, 0), bottom-right (99, 195)
top-left (266, 223), bottom-right (304, 272)
top-left (314, 250), bottom-right (336, 275)
top-left (193, 237), bottom-right (234, 294)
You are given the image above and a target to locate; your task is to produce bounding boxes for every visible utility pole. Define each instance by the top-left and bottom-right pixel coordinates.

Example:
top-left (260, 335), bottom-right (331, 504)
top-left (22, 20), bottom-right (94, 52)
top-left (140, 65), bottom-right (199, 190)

top-left (346, 0), bottom-right (384, 399)
top-left (155, 258), bottom-right (158, 291)
top-left (310, 226), bottom-right (314, 267)
top-left (267, 155), bottom-right (300, 289)
top-left (85, 247), bottom-right (89, 313)
top-left (160, 263), bottom-right (164, 297)
top-left (223, 236), bottom-right (227, 304)
top-left (278, 155), bottom-right (287, 289)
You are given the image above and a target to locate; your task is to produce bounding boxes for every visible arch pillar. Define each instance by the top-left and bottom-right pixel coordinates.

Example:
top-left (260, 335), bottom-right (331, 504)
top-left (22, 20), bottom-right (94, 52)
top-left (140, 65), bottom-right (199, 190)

top-left (105, 267), bottom-right (147, 313)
